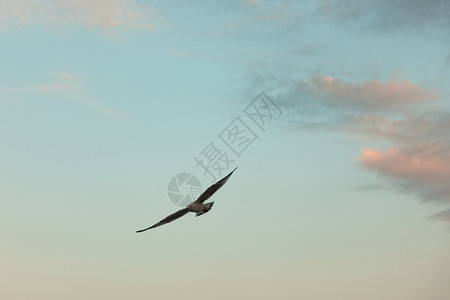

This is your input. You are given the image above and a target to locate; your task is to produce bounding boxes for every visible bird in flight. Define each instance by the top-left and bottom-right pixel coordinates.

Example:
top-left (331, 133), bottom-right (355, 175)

top-left (136, 167), bottom-right (237, 232)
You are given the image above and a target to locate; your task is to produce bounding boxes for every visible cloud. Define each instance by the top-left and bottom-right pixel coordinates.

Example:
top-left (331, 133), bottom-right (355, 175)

top-left (430, 209), bottom-right (450, 223)
top-left (1, 70), bottom-right (125, 117)
top-left (202, 1), bottom-right (303, 43)
top-left (317, 0), bottom-right (450, 32)
top-left (281, 73), bottom-right (450, 224)
top-left (0, 0), bottom-right (156, 32)
top-left (276, 75), bottom-right (438, 132)
top-left (39, 84), bottom-right (79, 94)
top-left (357, 113), bottom-right (450, 222)
top-left (444, 54), bottom-right (450, 71)
top-left (302, 75), bottom-right (437, 112)
top-left (54, 72), bottom-right (77, 80)
top-left (37, 71), bottom-right (125, 117)
top-left (360, 143), bottom-right (450, 184)
top-left (243, 0), bottom-right (258, 5)
top-left (38, 71), bottom-right (80, 94)
top-left (352, 184), bottom-right (391, 192)
top-left (339, 113), bottom-right (450, 144)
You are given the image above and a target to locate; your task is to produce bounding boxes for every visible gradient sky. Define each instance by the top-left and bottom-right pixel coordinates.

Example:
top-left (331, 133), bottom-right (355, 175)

top-left (1, 1), bottom-right (450, 299)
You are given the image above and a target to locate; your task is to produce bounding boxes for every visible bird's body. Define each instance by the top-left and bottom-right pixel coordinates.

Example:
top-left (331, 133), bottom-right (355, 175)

top-left (187, 201), bottom-right (214, 216)
top-left (186, 201), bottom-right (208, 212)
top-left (136, 167), bottom-right (237, 232)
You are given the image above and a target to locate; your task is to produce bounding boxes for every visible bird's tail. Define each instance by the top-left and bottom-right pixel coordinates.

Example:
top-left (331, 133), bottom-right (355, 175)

top-left (196, 202), bottom-right (214, 217)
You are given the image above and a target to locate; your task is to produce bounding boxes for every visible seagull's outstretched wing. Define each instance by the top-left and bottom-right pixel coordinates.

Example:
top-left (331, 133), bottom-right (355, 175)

top-left (195, 167), bottom-right (237, 204)
top-left (136, 208), bottom-right (190, 233)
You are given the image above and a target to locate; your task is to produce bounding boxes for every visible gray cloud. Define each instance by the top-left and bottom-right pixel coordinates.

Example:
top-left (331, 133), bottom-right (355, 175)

top-left (341, 111), bottom-right (450, 221)
top-left (338, 112), bottom-right (450, 144)
top-left (277, 73), bottom-right (450, 224)
top-left (301, 75), bottom-right (437, 112)
top-left (318, 0), bottom-right (450, 32)
top-left (430, 208), bottom-right (450, 223)
top-left (352, 112), bottom-right (450, 222)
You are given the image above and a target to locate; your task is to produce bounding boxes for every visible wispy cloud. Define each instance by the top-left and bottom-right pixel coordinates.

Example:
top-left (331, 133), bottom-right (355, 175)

top-left (317, 0), bottom-right (450, 32)
top-left (39, 84), bottom-right (79, 94)
top-left (243, 0), bottom-right (258, 6)
top-left (37, 71), bottom-right (126, 118)
top-left (338, 113), bottom-right (450, 144)
top-left (0, 0), bottom-right (157, 32)
top-left (353, 112), bottom-right (450, 226)
top-left (1, 70), bottom-right (125, 118)
top-left (430, 208), bottom-right (450, 223)
top-left (281, 73), bottom-right (450, 224)
top-left (335, 107), bottom-right (450, 223)
top-left (302, 75), bottom-right (437, 112)
top-left (360, 143), bottom-right (450, 185)
top-left (356, 112), bottom-right (450, 220)
top-left (203, 1), bottom-right (303, 42)
top-left (54, 71), bottom-right (77, 80)
top-left (37, 71), bottom-right (80, 94)
top-left (352, 184), bottom-right (391, 192)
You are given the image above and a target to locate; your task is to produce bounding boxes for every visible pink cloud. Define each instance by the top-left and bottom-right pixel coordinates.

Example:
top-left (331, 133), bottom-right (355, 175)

top-left (359, 143), bottom-right (450, 184)
top-left (0, 0), bottom-right (156, 31)
top-left (57, 0), bottom-right (155, 30)
top-left (304, 75), bottom-right (437, 111)
top-left (288, 74), bottom-right (449, 224)
top-left (341, 113), bottom-right (450, 144)
top-left (353, 112), bottom-right (450, 223)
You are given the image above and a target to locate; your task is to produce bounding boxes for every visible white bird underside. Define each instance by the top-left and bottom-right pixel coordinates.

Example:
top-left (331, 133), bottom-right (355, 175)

top-left (136, 167), bottom-right (237, 232)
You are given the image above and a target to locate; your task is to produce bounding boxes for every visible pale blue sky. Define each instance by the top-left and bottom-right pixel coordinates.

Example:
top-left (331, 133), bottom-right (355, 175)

top-left (1, 1), bottom-right (450, 299)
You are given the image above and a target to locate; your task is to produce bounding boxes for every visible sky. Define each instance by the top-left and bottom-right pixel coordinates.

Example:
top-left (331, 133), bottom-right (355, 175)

top-left (1, 0), bottom-right (450, 299)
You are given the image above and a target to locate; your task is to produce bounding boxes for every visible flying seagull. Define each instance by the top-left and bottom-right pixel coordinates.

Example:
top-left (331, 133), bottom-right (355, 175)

top-left (136, 167), bottom-right (237, 232)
